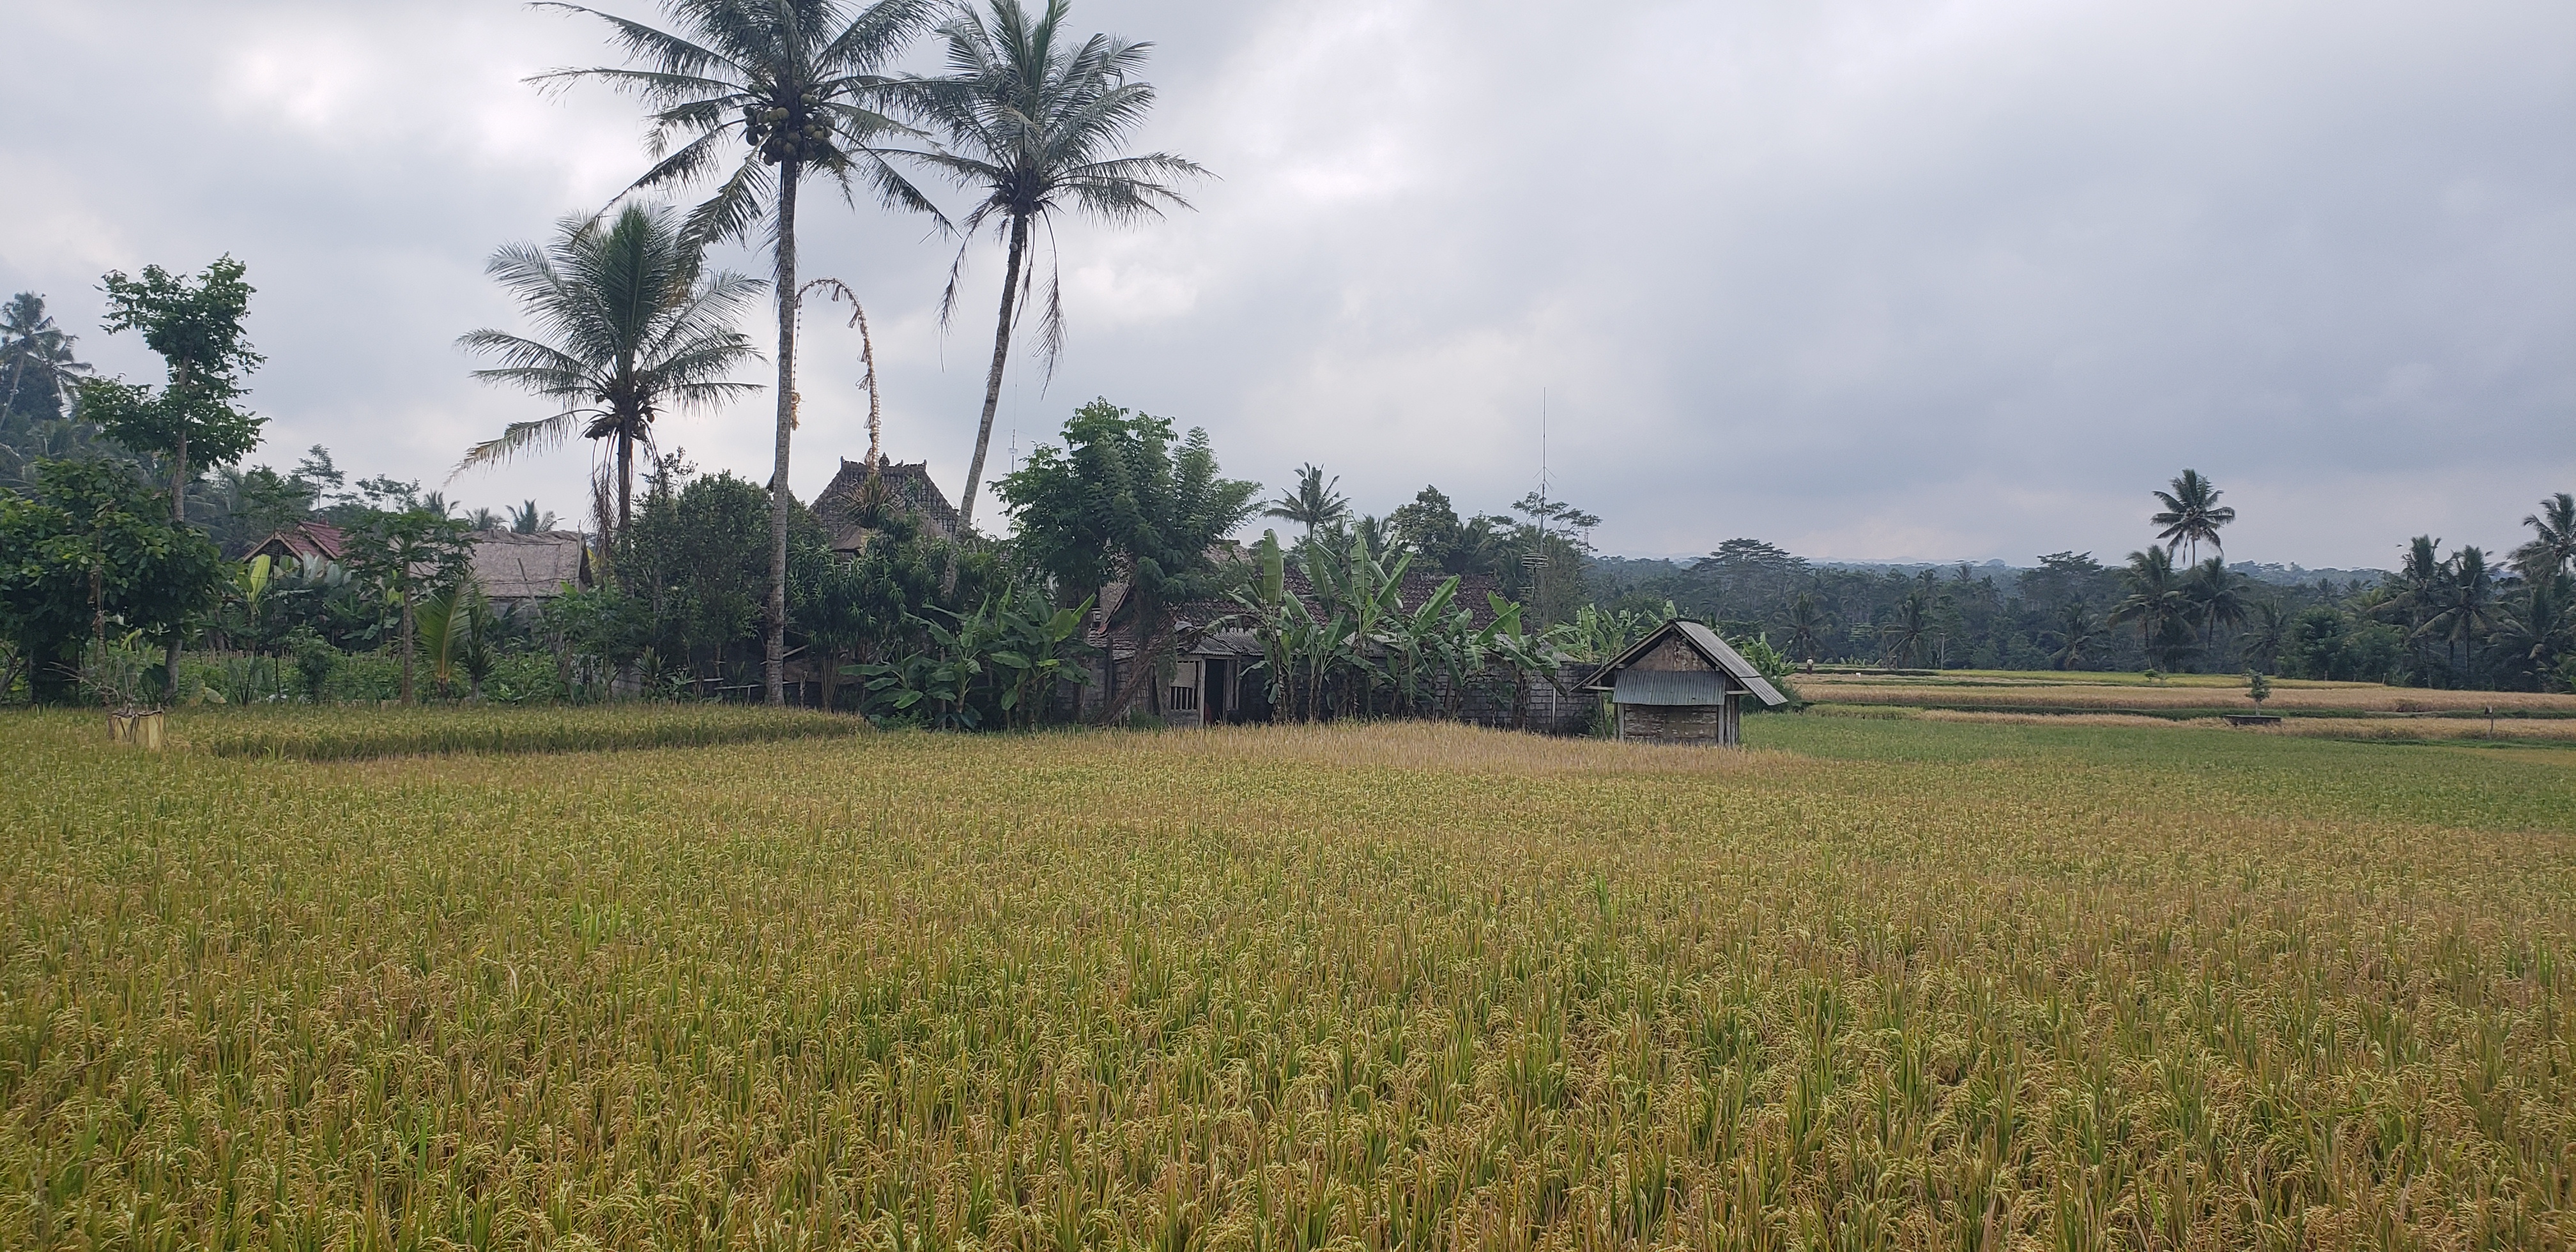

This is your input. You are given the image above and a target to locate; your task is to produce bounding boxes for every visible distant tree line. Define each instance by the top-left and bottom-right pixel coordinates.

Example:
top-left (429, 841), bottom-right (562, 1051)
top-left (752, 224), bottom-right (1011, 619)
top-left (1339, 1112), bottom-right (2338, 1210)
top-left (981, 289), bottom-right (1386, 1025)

top-left (1582, 473), bottom-right (2575, 693)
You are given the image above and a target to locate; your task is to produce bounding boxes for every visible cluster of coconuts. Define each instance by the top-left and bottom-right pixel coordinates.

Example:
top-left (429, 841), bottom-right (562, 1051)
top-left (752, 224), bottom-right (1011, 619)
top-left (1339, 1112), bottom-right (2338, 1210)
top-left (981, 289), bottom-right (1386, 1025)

top-left (742, 102), bottom-right (834, 164)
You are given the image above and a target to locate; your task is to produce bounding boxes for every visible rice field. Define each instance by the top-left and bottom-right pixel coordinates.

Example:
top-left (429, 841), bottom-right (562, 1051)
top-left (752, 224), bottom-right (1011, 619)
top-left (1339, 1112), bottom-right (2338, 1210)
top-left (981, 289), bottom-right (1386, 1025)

top-left (1800, 670), bottom-right (2576, 720)
top-left (185, 704), bottom-right (857, 761)
top-left (2, 709), bottom-right (2572, 1249)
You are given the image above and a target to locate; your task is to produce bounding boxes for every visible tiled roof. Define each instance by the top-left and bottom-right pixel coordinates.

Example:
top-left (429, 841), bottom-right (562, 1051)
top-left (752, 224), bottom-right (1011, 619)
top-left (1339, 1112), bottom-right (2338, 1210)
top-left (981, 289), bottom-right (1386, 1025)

top-left (249, 521), bottom-right (346, 563)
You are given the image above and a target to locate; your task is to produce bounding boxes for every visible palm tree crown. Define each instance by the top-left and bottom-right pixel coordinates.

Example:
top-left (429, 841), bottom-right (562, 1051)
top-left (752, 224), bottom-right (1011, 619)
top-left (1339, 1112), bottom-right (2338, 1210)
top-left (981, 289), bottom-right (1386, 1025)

top-left (2514, 492), bottom-right (2576, 580)
top-left (1, 292), bottom-right (93, 430)
top-left (538, 0), bottom-right (944, 703)
top-left (2110, 547), bottom-right (2193, 668)
top-left (2417, 546), bottom-right (2504, 675)
top-left (2184, 556), bottom-right (2249, 650)
top-left (1262, 463), bottom-right (1349, 536)
top-left (2150, 469), bottom-right (2236, 565)
top-left (456, 204), bottom-right (763, 544)
top-left (890, 0), bottom-right (1207, 528)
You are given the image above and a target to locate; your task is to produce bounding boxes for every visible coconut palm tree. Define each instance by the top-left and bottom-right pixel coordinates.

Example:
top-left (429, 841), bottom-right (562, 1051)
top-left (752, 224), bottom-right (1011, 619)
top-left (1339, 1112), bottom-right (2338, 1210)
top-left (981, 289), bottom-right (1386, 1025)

top-left (2416, 546), bottom-right (2503, 680)
top-left (2111, 547), bottom-right (2193, 670)
top-left (891, 0), bottom-right (1206, 530)
top-left (2238, 599), bottom-right (2290, 675)
top-left (2150, 469), bottom-right (2236, 565)
top-left (1785, 593), bottom-right (1832, 662)
top-left (456, 204), bottom-right (763, 546)
top-left (1262, 463), bottom-right (1349, 537)
top-left (2185, 556), bottom-right (2248, 660)
top-left (2046, 601), bottom-right (2100, 671)
top-left (1880, 590), bottom-right (1932, 668)
top-left (1, 293), bottom-right (92, 429)
top-left (509, 501), bottom-right (558, 534)
top-left (2513, 492), bottom-right (2576, 580)
top-left (2490, 570), bottom-right (2573, 690)
top-left (2375, 535), bottom-right (2448, 683)
top-left (538, 0), bottom-right (944, 704)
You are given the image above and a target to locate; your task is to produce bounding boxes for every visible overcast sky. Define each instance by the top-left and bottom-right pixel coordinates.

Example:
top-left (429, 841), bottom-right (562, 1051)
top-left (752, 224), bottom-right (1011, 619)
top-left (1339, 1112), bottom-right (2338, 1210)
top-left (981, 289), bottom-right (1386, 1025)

top-left (5, 0), bottom-right (2570, 567)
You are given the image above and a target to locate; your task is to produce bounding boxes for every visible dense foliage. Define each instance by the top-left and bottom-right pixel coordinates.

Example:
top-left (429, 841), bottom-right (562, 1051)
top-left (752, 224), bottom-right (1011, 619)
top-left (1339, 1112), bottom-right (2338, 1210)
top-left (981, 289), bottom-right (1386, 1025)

top-left (0, 459), bottom-right (224, 703)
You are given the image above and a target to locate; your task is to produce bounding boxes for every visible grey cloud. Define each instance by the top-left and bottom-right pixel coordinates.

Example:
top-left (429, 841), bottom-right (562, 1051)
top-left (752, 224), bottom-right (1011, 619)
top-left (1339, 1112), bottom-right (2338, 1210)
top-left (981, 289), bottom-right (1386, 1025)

top-left (3, 0), bottom-right (2567, 567)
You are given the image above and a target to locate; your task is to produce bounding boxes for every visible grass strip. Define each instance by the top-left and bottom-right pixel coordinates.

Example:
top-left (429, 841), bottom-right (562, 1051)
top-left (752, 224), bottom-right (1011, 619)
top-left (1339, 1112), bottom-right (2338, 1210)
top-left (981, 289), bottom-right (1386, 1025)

top-left (185, 704), bottom-right (860, 760)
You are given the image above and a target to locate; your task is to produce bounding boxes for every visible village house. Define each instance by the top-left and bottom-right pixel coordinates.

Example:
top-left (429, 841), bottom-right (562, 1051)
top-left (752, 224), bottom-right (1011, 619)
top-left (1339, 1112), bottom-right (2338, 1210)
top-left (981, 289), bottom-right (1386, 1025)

top-left (1085, 564), bottom-right (1598, 732)
top-left (810, 457), bottom-right (960, 552)
top-left (246, 521), bottom-right (594, 608)
top-left (245, 520), bottom-right (346, 566)
top-left (465, 531), bottom-right (595, 609)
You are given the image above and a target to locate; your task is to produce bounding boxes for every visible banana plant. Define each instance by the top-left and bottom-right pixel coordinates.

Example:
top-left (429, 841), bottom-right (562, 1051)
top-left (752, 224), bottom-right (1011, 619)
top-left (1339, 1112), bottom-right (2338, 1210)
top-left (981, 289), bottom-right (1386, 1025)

top-left (1376, 573), bottom-right (1460, 715)
top-left (988, 591), bottom-right (1095, 730)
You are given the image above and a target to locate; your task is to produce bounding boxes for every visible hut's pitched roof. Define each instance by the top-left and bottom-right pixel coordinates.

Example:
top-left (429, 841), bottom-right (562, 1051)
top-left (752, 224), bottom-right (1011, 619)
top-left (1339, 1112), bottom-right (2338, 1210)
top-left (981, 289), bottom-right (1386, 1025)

top-left (812, 457), bottom-right (960, 547)
top-left (469, 531), bottom-right (593, 601)
top-left (1581, 618), bottom-right (1788, 707)
top-left (248, 521), bottom-right (346, 564)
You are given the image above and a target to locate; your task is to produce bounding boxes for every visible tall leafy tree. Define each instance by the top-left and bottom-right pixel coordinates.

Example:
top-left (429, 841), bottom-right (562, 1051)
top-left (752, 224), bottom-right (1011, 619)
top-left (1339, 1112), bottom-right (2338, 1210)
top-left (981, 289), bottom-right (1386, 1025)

top-left (1261, 463), bottom-right (1348, 537)
top-left (2513, 492), bottom-right (2576, 580)
top-left (540, 0), bottom-right (944, 704)
top-left (456, 204), bottom-right (764, 544)
top-left (77, 257), bottom-right (264, 692)
top-left (0, 458), bottom-right (225, 704)
top-left (78, 259), bottom-right (264, 524)
top-left (891, 0), bottom-right (1205, 531)
top-left (996, 399), bottom-right (1257, 720)
top-left (2150, 468), bottom-right (2235, 564)
top-left (1385, 485), bottom-right (1509, 578)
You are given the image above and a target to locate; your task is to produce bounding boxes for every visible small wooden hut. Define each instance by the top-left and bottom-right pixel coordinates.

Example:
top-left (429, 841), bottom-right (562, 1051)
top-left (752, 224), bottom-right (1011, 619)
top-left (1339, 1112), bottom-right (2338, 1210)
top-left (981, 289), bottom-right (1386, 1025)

top-left (1581, 619), bottom-right (1788, 745)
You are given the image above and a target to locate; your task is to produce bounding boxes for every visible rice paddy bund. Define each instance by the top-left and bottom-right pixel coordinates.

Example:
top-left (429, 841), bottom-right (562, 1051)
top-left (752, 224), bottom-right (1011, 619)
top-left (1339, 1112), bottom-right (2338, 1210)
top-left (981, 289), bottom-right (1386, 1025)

top-left (2, 712), bottom-right (2572, 1250)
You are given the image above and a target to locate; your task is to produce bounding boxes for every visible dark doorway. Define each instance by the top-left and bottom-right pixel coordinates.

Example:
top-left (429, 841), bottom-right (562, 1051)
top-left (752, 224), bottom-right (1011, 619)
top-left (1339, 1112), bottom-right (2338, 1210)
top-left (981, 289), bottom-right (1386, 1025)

top-left (1204, 659), bottom-right (1229, 723)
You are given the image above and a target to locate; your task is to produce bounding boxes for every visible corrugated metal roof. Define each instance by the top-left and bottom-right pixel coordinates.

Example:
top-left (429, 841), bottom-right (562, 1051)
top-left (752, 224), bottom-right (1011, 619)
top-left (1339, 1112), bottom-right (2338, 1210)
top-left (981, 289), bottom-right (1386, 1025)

top-left (1613, 668), bottom-right (1727, 706)
top-left (1673, 620), bottom-right (1790, 706)
top-left (1582, 619), bottom-right (1790, 707)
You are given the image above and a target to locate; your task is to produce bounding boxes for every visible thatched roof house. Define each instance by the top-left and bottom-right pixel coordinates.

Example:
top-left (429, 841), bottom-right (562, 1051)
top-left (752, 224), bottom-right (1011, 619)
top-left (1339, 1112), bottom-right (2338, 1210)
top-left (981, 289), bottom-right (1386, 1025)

top-left (468, 531), bottom-right (594, 605)
top-left (1579, 619), bottom-right (1787, 745)
top-left (811, 457), bottom-right (960, 552)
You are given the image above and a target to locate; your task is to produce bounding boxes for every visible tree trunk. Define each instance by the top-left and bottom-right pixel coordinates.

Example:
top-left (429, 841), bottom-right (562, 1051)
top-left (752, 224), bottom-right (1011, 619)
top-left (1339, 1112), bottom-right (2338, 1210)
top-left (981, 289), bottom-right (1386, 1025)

top-left (164, 426), bottom-right (188, 699)
top-left (399, 592), bottom-right (416, 705)
top-left (616, 422), bottom-right (633, 547)
top-left (1101, 616), bottom-right (1170, 725)
top-left (764, 163), bottom-right (802, 706)
top-left (957, 213), bottom-right (1029, 533)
